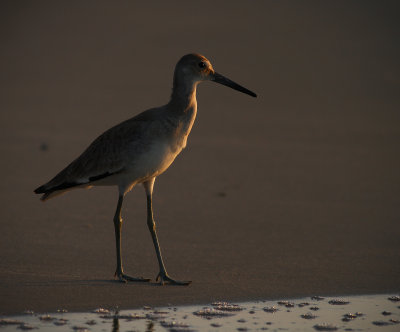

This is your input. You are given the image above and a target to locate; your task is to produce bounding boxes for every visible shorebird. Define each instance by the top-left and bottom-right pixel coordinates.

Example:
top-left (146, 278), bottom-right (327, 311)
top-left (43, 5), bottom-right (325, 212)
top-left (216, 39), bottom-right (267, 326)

top-left (34, 53), bottom-right (257, 285)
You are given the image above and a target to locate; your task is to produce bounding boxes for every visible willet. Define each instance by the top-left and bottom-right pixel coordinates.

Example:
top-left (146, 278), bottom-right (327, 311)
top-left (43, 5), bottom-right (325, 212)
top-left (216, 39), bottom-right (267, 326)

top-left (34, 53), bottom-right (257, 285)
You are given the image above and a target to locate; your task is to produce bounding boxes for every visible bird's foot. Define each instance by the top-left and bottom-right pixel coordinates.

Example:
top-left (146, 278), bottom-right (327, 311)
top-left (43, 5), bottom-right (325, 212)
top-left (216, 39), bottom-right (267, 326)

top-left (156, 272), bottom-right (191, 286)
top-left (115, 271), bottom-right (151, 283)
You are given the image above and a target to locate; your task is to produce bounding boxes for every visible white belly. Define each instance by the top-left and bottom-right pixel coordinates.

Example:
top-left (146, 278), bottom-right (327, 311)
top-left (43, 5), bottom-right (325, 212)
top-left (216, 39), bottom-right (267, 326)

top-left (130, 141), bottom-right (180, 181)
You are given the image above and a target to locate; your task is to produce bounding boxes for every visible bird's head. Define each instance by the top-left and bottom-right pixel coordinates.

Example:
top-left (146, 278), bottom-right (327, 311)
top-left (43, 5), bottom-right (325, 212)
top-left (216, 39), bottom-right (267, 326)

top-left (174, 53), bottom-right (257, 98)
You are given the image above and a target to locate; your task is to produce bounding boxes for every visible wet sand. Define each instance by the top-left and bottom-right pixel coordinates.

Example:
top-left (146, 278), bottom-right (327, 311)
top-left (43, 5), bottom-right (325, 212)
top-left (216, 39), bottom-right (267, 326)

top-left (0, 294), bottom-right (399, 331)
top-left (0, 1), bottom-right (400, 315)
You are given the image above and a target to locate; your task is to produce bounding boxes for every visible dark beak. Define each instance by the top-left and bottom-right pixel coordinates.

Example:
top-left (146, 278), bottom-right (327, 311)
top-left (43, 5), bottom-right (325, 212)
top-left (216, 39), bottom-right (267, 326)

top-left (211, 72), bottom-right (257, 98)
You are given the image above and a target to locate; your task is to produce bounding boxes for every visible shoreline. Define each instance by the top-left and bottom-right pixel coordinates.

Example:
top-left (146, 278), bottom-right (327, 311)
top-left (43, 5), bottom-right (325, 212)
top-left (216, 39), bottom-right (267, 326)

top-left (1, 282), bottom-right (399, 316)
top-left (1, 294), bottom-right (399, 331)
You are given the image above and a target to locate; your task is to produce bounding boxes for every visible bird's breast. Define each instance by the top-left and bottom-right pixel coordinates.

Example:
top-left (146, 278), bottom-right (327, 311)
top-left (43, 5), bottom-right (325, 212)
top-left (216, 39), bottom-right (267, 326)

top-left (126, 139), bottom-right (181, 182)
top-left (170, 107), bottom-right (197, 151)
top-left (124, 107), bottom-right (196, 183)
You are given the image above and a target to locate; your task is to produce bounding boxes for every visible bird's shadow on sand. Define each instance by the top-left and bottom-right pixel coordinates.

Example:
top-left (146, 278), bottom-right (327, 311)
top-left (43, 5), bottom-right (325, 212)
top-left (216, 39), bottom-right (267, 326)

top-left (20, 279), bottom-right (185, 287)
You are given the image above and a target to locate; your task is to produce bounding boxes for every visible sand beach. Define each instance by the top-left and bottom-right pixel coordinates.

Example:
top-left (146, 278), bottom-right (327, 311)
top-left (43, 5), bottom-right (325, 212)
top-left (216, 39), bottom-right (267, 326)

top-left (0, 1), bottom-right (399, 315)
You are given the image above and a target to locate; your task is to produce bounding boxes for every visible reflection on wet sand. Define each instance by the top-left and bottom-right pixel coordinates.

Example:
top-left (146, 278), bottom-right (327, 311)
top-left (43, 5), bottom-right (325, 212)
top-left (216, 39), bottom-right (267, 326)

top-left (112, 317), bottom-right (118, 332)
top-left (112, 315), bottom-right (154, 332)
top-left (0, 294), bottom-right (399, 331)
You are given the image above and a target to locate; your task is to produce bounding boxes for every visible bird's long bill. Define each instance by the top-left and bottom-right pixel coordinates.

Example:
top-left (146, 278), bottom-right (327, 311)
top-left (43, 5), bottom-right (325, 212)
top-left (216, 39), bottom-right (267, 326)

top-left (211, 72), bottom-right (257, 98)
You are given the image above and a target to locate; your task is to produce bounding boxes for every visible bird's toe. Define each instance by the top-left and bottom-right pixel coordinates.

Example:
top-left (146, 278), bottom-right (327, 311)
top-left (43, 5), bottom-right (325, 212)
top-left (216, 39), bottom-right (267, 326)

top-left (156, 272), bottom-right (191, 286)
top-left (115, 271), bottom-right (151, 283)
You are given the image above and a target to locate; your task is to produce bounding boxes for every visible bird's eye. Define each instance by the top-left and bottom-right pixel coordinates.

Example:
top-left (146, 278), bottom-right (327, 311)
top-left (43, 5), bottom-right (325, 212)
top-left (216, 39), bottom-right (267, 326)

top-left (198, 62), bottom-right (206, 68)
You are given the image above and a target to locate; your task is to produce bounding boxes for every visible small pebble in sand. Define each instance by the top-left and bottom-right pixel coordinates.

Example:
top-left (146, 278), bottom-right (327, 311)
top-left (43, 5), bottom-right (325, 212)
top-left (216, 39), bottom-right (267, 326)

top-left (382, 311), bottom-right (391, 316)
top-left (40, 143), bottom-right (49, 151)
top-left (301, 312), bottom-right (317, 319)
top-left (17, 323), bottom-right (36, 330)
top-left (298, 302), bottom-right (310, 307)
top-left (311, 296), bottom-right (325, 301)
top-left (237, 328), bottom-right (248, 331)
top-left (313, 323), bottom-right (338, 331)
top-left (249, 310), bottom-right (255, 314)
top-left (212, 302), bottom-right (243, 311)
top-left (310, 307), bottom-right (319, 311)
top-left (53, 319), bottom-right (68, 326)
top-left (388, 295), bottom-right (400, 302)
top-left (23, 310), bottom-right (34, 315)
top-left (373, 320), bottom-right (393, 326)
top-left (277, 300), bottom-right (295, 307)
top-left (85, 320), bottom-right (97, 325)
top-left (118, 313), bottom-right (146, 320)
top-left (237, 318), bottom-right (246, 323)
top-left (193, 308), bottom-right (235, 318)
top-left (0, 319), bottom-right (24, 325)
top-left (263, 306), bottom-right (278, 313)
top-left (146, 311), bottom-right (169, 320)
top-left (210, 322), bottom-right (222, 328)
top-left (160, 320), bottom-right (191, 330)
top-left (92, 308), bottom-right (110, 314)
top-left (342, 313), bottom-right (358, 321)
top-left (328, 299), bottom-right (350, 305)
top-left (72, 326), bottom-right (88, 332)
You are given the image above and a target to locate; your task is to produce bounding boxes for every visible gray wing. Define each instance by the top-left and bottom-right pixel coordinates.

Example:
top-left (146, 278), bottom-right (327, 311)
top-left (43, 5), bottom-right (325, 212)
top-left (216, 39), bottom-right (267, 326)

top-left (34, 108), bottom-right (162, 196)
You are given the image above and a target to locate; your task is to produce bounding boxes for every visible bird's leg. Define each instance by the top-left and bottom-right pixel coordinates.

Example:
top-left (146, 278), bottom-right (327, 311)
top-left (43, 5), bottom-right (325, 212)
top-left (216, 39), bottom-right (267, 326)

top-left (113, 194), bottom-right (150, 283)
top-left (144, 179), bottom-right (191, 286)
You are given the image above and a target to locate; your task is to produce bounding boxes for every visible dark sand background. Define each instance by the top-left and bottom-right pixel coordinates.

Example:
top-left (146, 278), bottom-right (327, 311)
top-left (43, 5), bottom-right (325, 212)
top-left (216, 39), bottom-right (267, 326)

top-left (0, 1), bottom-right (399, 315)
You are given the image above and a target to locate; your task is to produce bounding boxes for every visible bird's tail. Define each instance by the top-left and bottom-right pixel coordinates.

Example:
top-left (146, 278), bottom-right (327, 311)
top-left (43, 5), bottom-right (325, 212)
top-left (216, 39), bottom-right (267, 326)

top-left (34, 185), bottom-right (65, 201)
top-left (34, 180), bottom-right (81, 201)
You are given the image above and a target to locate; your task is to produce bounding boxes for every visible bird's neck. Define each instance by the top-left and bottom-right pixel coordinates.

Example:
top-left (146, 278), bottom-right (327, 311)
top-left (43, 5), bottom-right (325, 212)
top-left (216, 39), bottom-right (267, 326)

top-left (167, 75), bottom-right (198, 114)
top-left (166, 78), bottom-right (198, 147)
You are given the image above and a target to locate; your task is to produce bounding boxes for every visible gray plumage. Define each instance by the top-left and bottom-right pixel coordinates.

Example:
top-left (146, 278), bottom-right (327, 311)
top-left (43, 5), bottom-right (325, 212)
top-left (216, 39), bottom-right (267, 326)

top-left (34, 53), bottom-right (256, 284)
